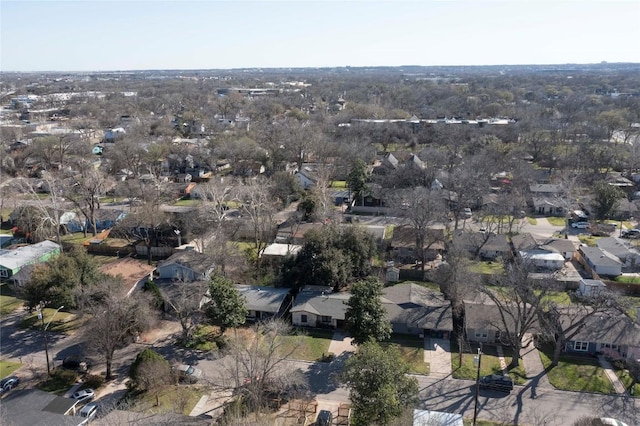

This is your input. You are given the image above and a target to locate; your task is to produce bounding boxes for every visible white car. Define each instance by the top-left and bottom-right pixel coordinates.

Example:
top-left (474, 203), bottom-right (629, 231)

top-left (176, 364), bottom-right (203, 383)
top-left (71, 388), bottom-right (95, 402)
top-left (571, 221), bottom-right (590, 229)
top-left (79, 402), bottom-right (99, 419)
top-left (600, 418), bottom-right (629, 426)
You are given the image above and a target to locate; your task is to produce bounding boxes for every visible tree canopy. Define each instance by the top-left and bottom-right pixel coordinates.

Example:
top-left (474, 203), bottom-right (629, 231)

top-left (341, 341), bottom-right (419, 426)
top-left (345, 277), bottom-right (391, 345)
top-left (205, 274), bottom-right (247, 334)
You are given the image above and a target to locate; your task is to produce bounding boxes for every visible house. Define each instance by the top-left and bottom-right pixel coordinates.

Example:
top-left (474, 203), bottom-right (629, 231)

top-left (295, 168), bottom-right (318, 190)
top-left (290, 286), bottom-right (349, 329)
top-left (104, 127), bottom-right (126, 143)
top-left (453, 231), bottom-right (511, 260)
top-left (529, 184), bottom-right (564, 196)
top-left (531, 197), bottom-right (564, 216)
top-left (155, 251), bottom-right (215, 282)
top-left (0, 389), bottom-right (85, 426)
top-left (276, 222), bottom-right (325, 245)
top-left (539, 238), bottom-right (576, 261)
top-left (390, 225), bottom-right (445, 264)
top-left (596, 237), bottom-right (640, 269)
top-left (464, 300), bottom-right (539, 344)
top-left (577, 279), bottom-right (607, 297)
top-left (236, 284), bottom-right (292, 321)
top-left (563, 308), bottom-right (640, 361)
top-left (0, 240), bottom-right (61, 280)
top-left (578, 246), bottom-right (622, 277)
top-left (382, 283), bottom-right (453, 339)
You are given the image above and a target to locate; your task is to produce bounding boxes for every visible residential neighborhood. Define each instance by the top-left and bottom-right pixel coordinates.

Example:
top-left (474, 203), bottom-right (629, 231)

top-left (1, 62), bottom-right (640, 426)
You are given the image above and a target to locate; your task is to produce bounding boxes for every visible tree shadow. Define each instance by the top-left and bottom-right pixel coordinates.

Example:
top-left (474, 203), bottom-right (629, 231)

top-left (304, 352), bottom-right (350, 394)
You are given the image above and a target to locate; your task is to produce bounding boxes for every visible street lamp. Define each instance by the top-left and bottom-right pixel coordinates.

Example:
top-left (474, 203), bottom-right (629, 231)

top-left (38, 305), bottom-right (64, 376)
top-left (472, 345), bottom-right (483, 426)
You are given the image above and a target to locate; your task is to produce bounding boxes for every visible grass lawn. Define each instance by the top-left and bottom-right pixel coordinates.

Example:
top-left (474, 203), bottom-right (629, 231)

top-left (539, 290), bottom-right (573, 305)
top-left (384, 225), bottom-right (394, 240)
top-left (21, 309), bottom-right (82, 334)
top-left (60, 233), bottom-right (93, 244)
top-left (539, 351), bottom-right (615, 394)
top-left (615, 275), bottom-right (640, 284)
top-left (452, 344), bottom-right (527, 385)
top-left (526, 217), bottom-right (537, 225)
top-left (329, 181), bottom-right (347, 189)
top-left (0, 287), bottom-right (24, 316)
top-left (546, 217), bottom-right (567, 226)
top-left (0, 360), bottom-right (22, 379)
top-left (278, 329), bottom-right (333, 362)
top-left (469, 261), bottom-right (505, 275)
top-left (386, 336), bottom-right (430, 375)
top-left (138, 386), bottom-right (205, 415)
top-left (614, 366), bottom-right (640, 397)
top-left (174, 199), bottom-right (199, 207)
top-left (578, 235), bottom-right (598, 247)
top-left (183, 324), bottom-right (219, 351)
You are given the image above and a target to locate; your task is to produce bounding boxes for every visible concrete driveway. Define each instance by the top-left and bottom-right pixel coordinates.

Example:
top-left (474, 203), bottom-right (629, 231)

top-left (424, 338), bottom-right (452, 378)
top-left (327, 331), bottom-right (356, 356)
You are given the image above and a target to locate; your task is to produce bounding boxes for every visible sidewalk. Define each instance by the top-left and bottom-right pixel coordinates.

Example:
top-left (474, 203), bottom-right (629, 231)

top-left (520, 335), bottom-right (553, 390)
top-left (597, 354), bottom-right (628, 395)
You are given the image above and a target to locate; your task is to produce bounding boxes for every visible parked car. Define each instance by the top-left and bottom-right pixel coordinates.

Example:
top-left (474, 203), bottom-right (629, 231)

top-left (316, 409), bottom-right (333, 426)
top-left (71, 388), bottom-right (95, 402)
top-left (0, 376), bottom-right (19, 393)
top-left (571, 221), bottom-right (590, 229)
top-left (621, 229), bottom-right (640, 239)
top-left (79, 402), bottom-right (99, 419)
top-left (176, 364), bottom-right (202, 383)
top-left (600, 418), bottom-right (629, 426)
top-left (478, 374), bottom-right (514, 392)
top-left (463, 207), bottom-right (472, 218)
top-left (62, 355), bottom-right (90, 372)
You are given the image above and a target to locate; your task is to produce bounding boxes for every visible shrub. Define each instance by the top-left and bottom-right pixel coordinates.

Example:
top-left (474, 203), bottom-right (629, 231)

top-left (83, 374), bottom-right (105, 390)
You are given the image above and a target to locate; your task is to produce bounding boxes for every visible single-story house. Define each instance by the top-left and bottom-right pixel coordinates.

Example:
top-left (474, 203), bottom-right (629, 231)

top-left (275, 222), bottom-right (325, 245)
top-left (578, 246), bottom-right (622, 277)
top-left (155, 250), bottom-right (215, 282)
top-left (236, 284), bottom-right (292, 321)
top-left (464, 300), bottom-right (539, 345)
top-left (390, 225), bottom-right (445, 264)
top-left (453, 231), bottom-right (511, 260)
top-left (596, 237), bottom-right (640, 269)
top-left (0, 240), bottom-right (61, 280)
top-left (577, 278), bottom-right (607, 297)
top-left (539, 238), bottom-right (577, 261)
top-left (1, 389), bottom-right (85, 426)
top-left (563, 309), bottom-right (640, 361)
top-left (290, 286), bottom-right (349, 329)
top-left (531, 197), bottom-right (564, 216)
top-left (382, 283), bottom-right (453, 339)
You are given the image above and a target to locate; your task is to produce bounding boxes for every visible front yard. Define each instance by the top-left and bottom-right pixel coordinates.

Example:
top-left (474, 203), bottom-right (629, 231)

top-left (387, 335), bottom-right (430, 375)
top-left (277, 329), bottom-right (333, 362)
top-left (452, 343), bottom-right (527, 385)
top-left (613, 362), bottom-right (640, 397)
top-left (0, 360), bottom-right (22, 379)
top-left (539, 350), bottom-right (615, 394)
top-left (0, 289), bottom-right (24, 316)
top-left (20, 308), bottom-right (83, 334)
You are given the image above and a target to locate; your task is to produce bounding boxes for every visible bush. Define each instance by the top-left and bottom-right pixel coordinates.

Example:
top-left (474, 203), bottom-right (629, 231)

top-left (83, 374), bottom-right (105, 390)
top-left (39, 368), bottom-right (78, 393)
top-left (318, 352), bottom-right (336, 363)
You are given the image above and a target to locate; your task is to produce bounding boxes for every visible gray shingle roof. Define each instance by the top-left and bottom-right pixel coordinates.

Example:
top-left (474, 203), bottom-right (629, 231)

top-left (236, 285), bottom-right (290, 313)
top-left (290, 291), bottom-right (349, 319)
top-left (382, 283), bottom-right (453, 331)
top-left (158, 250), bottom-right (215, 275)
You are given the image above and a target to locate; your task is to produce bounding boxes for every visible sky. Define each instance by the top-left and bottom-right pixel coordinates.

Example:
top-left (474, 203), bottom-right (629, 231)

top-left (1, 0), bottom-right (639, 72)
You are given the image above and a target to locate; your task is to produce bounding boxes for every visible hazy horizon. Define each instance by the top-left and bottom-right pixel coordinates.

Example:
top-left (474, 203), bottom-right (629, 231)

top-left (2, 1), bottom-right (639, 73)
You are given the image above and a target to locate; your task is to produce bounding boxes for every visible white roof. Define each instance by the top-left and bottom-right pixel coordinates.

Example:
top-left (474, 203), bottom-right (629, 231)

top-left (0, 241), bottom-right (60, 270)
top-left (413, 409), bottom-right (463, 426)
top-left (260, 243), bottom-right (302, 257)
top-left (520, 252), bottom-right (565, 262)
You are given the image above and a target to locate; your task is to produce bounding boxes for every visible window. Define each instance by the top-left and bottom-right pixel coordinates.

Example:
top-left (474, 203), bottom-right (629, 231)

top-left (0, 269), bottom-right (7, 278)
top-left (321, 316), bottom-right (331, 323)
top-left (573, 341), bottom-right (589, 351)
top-left (300, 315), bottom-right (307, 323)
top-left (475, 330), bottom-right (488, 339)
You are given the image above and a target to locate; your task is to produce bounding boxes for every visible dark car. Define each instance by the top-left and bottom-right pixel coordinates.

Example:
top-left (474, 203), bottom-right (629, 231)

top-left (479, 374), bottom-right (513, 392)
top-left (621, 229), bottom-right (640, 239)
top-left (0, 376), bottom-right (19, 392)
top-left (62, 355), bottom-right (89, 372)
top-left (316, 409), bottom-right (333, 426)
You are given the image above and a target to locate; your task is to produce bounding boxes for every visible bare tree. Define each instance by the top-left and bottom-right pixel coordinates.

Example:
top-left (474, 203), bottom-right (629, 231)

top-left (478, 259), bottom-right (557, 369)
top-left (83, 280), bottom-right (156, 380)
top-left (160, 280), bottom-right (208, 344)
top-left (222, 319), bottom-right (306, 411)
top-left (390, 186), bottom-right (446, 271)
top-left (13, 175), bottom-right (66, 245)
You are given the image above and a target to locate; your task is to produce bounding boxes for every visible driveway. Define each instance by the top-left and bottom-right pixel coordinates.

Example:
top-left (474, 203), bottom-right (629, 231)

top-left (424, 338), bottom-right (452, 378)
top-left (327, 331), bottom-right (356, 357)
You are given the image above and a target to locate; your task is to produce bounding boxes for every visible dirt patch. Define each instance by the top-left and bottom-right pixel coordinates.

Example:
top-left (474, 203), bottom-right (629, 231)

top-left (99, 258), bottom-right (155, 296)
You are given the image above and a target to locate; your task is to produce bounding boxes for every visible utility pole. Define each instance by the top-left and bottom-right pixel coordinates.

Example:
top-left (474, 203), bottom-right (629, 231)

top-left (38, 305), bottom-right (65, 376)
top-left (473, 345), bottom-right (483, 426)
